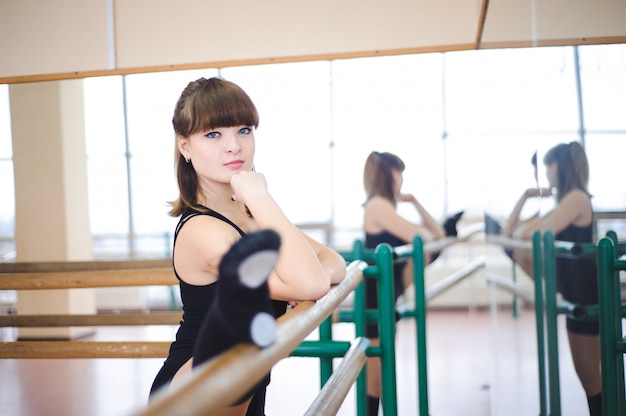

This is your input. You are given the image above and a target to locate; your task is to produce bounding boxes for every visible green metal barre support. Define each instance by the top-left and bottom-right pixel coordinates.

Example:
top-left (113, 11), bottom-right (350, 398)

top-left (541, 230), bottom-right (626, 416)
top-left (336, 309), bottom-right (380, 322)
top-left (291, 341), bottom-right (351, 358)
top-left (345, 238), bottom-right (398, 416)
top-left (606, 231), bottom-right (626, 414)
top-left (412, 235), bottom-right (430, 416)
top-left (532, 231), bottom-right (548, 416)
top-left (318, 316), bottom-right (334, 387)
top-left (351, 238), bottom-right (368, 416)
top-left (597, 237), bottom-right (626, 415)
top-left (349, 236), bottom-right (481, 415)
top-left (555, 301), bottom-right (588, 321)
top-left (542, 231), bottom-right (562, 416)
top-left (345, 237), bottom-right (482, 415)
top-left (375, 243), bottom-right (399, 416)
top-left (342, 243), bottom-right (398, 415)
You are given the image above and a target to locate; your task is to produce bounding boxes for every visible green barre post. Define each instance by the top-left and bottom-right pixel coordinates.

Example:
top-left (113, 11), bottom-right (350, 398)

top-left (375, 243), bottom-right (398, 416)
top-left (319, 316), bottom-right (333, 387)
top-left (292, 341), bottom-right (351, 358)
top-left (542, 231), bottom-right (561, 416)
top-left (412, 235), bottom-right (429, 416)
top-left (597, 237), bottom-right (618, 415)
top-left (532, 231), bottom-right (548, 416)
top-left (352, 239), bottom-right (368, 416)
top-left (597, 236), bottom-right (626, 415)
top-left (607, 231), bottom-right (626, 413)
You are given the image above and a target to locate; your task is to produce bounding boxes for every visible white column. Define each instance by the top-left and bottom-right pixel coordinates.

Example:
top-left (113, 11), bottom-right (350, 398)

top-left (10, 80), bottom-right (95, 339)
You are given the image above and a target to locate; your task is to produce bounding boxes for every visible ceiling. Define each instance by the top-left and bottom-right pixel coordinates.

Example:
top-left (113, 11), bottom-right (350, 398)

top-left (1, 0), bottom-right (625, 84)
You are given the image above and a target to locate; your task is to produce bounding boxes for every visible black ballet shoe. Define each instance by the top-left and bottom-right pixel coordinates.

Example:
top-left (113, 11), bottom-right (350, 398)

top-left (193, 229), bottom-right (281, 363)
top-left (484, 213), bottom-right (515, 262)
top-left (192, 229), bottom-right (281, 405)
top-left (367, 395), bottom-right (380, 416)
top-left (587, 393), bottom-right (602, 416)
top-left (484, 213), bottom-right (502, 235)
top-left (443, 210), bottom-right (464, 237)
top-left (429, 251), bottom-right (441, 264)
top-left (217, 229), bottom-right (281, 347)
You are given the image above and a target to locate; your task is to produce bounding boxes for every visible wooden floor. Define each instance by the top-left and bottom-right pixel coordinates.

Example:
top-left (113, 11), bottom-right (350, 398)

top-left (0, 306), bottom-right (596, 416)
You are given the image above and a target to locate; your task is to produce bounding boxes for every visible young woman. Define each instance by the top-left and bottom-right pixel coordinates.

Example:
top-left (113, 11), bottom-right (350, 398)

top-left (362, 151), bottom-right (463, 415)
top-left (149, 77), bottom-right (346, 416)
top-left (502, 141), bottom-right (602, 416)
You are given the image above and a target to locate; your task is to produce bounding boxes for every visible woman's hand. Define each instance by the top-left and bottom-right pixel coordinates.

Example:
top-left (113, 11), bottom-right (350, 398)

top-left (230, 171), bottom-right (268, 204)
top-left (524, 187), bottom-right (552, 199)
top-left (397, 193), bottom-right (417, 203)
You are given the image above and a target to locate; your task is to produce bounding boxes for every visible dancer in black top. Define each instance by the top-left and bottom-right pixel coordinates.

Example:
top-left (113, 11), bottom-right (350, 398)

top-left (362, 151), bottom-right (463, 415)
top-left (149, 77), bottom-right (346, 416)
top-left (501, 142), bottom-right (602, 416)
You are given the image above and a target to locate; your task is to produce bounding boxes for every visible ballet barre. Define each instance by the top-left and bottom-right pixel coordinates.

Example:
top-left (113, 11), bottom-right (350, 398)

top-left (0, 259), bottom-right (178, 359)
top-left (133, 260), bottom-right (366, 416)
top-left (341, 224), bottom-right (486, 416)
top-left (303, 337), bottom-right (370, 416)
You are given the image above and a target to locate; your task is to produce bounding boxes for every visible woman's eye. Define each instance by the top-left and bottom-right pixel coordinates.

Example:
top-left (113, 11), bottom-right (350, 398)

top-left (239, 127), bottom-right (252, 135)
top-left (204, 131), bottom-right (220, 139)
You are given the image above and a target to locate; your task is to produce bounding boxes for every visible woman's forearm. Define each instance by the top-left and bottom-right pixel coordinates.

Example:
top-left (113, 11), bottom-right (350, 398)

top-left (412, 199), bottom-right (444, 239)
top-left (502, 192), bottom-right (529, 237)
top-left (249, 193), bottom-right (333, 299)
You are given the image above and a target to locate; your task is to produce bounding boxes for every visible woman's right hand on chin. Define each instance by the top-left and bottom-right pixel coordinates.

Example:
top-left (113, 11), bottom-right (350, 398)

top-left (524, 187), bottom-right (552, 198)
top-left (230, 171), bottom-right (268, 203)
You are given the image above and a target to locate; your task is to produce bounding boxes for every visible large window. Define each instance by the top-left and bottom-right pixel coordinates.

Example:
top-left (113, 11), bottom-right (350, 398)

top-left (0, 84), bottom-right (14, 261)
top-left (2, 44), bottom-right (625, 258)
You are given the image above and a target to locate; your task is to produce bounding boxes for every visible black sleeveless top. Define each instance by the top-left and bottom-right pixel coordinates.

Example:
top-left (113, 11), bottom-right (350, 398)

top-left (150, 206), bottom-right (288, 411)
top-left (365, 230), bottom-right (407, 250)
top-left (364, 230), bottom-right (408, 301)
top-left (554, 221), bottom-right (598, 305)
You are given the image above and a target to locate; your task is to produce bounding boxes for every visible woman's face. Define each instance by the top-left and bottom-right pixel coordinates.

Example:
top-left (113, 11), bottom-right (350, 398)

top-left (392, 169), bottom-right (403, 197)
top-left (545, 161), bottom-right (558, 189)
top-left (179, 125), bottom-right (255, 185)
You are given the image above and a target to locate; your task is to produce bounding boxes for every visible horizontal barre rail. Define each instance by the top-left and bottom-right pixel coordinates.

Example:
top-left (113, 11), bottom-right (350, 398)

top-left (0, 268), bottom-right (177, 290)
top-left (395, 222), bottom-right (486, 257)
top-left (426, 257), bottom-right (486, 301)
top-left (0, 341), bottom-right (171, 358)
top-left (0, 259), bottom-right (171, 273)
top-left (0, 312), bottom-right (182, 327)
top-left (133, 260), bottom-right (367, 416)
top-left (486, 272), bottom-right (534, 303)
top-left (485, 234), bottom-right (533, 250)
top-left (303, 337), bottom-right (370, 416)
top-left (486, 233), bottom-right (590, 255)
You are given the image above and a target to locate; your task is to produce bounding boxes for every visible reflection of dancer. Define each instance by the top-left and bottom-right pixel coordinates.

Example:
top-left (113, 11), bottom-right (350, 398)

top-left (149, 77), bottom-right (346, 416)
top-left (485, 151), bottom-right (550, 260)
top-left (501, 142), bottom-right (602, 416)
top-left (362, 151), bottom-right (463, 415)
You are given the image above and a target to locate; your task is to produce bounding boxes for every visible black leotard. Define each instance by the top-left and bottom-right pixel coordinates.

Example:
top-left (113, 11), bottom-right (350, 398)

top-left (364, 231), bottom-right (408, 338)
top-left (149, 207), bottom-right (287, 415)
top-left (555, 220), bottom-right (599, 335)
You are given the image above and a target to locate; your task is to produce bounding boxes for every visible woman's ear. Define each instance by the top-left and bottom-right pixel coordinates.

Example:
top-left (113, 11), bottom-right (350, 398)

top-left (177, 135), bottom-right (189, 159)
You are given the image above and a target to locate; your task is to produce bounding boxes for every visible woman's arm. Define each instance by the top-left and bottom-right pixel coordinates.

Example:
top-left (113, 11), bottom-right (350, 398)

top-left (231, 171), bottom-right (338, 301)
top-left (364, 196), bottom-right (440, 243)
top-left (399, 193), bottom-right (445, 240)
top-left (300, 231), bottom-right (346, 285)
top-left (510, 189), bottom-right (591, 277)
top-left (502, 188), bottom-right (550, 237)
top-left (513, 190), bottom-right (591, 240)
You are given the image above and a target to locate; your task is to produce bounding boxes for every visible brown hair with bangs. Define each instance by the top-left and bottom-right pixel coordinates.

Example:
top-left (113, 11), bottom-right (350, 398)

top-left (363, 151), bottom-right (405, 206)
top-left (542, 141), bottom-right (590, 202)
top-left (169, 77), bottom-right (259, 216)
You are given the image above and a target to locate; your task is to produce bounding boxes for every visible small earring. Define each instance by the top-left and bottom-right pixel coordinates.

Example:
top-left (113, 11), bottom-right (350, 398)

top-left (185, 157), bottom-right (191, 163)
